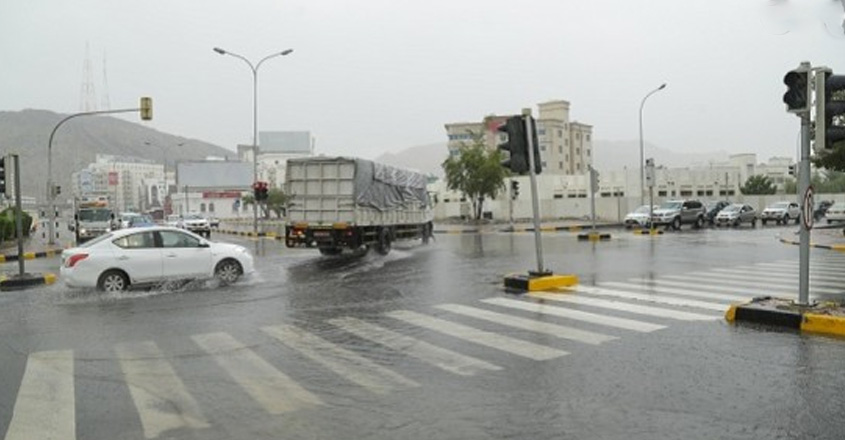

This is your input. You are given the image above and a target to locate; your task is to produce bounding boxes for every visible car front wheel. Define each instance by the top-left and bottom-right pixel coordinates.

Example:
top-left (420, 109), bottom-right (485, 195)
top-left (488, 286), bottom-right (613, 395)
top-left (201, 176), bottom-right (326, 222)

top-left (672, 217), bottom-right (681, 230)
top-left (215, 259), bottom-right (243, 285)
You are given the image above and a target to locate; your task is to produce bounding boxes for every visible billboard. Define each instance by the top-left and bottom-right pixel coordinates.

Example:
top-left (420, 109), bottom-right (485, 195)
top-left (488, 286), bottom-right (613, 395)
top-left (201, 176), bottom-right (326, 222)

top-left (176, 161), bottom-right (253, 190)
top-left (108, 171), bottom-right (119, 186)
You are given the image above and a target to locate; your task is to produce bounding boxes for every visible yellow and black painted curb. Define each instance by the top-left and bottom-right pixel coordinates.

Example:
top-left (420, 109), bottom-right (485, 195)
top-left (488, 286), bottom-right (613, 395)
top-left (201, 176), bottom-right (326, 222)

top-left (216, 229), bottom-right (285, 240)
top-left (504, 272), bottom-right (579, 292)
top-left (0, 272), bottom-right (57, 291)
top-left (726, 298), bottom-right (845, 337)
top-left (778, 236), bottom-right (845, 252)
top-left (577, 231), bottom-right (612, 241)
top-left (632, 228), bottom-right (664, 235)
top-left (0, 248), bottom-right (64, 264)
top-left (507, 223), bottom-right (621, 233)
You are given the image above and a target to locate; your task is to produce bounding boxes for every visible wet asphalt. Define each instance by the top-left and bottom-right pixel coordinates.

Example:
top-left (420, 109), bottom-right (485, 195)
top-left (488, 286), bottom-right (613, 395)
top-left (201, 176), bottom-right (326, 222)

top-left (1, 224), bottom-right (844, 439)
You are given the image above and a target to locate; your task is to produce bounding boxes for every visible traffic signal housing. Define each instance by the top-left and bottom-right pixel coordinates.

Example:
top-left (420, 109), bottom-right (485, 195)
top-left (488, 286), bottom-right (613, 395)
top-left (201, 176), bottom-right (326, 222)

top-left (253, 181), bottom-right (269, 202)
top-left (788, 164), bottom-right (796, 176)
top-left (526, 115), bottom-right (542, 175)
top-left (140, 97), bottom-right (153, 121)
top-left (498, 116), bottom-right (528, 174)
top-left (511, 180), bottom-right (520, 199)
top-left (0, 156), bottom-right (5, 198)
top-left (814, 71), bottom-right (845, 151)
top-left (784, 68), bottom-right (811, 113)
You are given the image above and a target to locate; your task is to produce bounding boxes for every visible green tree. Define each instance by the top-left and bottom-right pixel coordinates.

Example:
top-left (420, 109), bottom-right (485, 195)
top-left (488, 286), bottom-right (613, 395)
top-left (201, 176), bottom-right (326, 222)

top-left (441, 133), bottom-right (508, 220)
top-left (241, 194), bottom-right (255, 209)
top-left (784, 179), bottom-right (797, 195)
top-left (266, 188), bottom-right (290, 218)
top-left (740, 175), bottom-right (776, 195)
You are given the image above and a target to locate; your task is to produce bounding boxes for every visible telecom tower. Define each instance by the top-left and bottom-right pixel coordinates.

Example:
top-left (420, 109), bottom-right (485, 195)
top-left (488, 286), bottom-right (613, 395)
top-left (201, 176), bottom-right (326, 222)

top-left (79, 43), bottom-right (98, 112)
top-left (101, 51), bottom-right (111, 111)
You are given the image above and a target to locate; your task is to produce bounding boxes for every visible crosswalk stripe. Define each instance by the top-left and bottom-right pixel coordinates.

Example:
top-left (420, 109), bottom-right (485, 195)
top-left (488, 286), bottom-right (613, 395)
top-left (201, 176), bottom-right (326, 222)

top-left (5, 350), bottom-right (75, 440)
top-left (774, 260), bottom-right (844, 270)
top-left (630, 278), bottom-right (789, 297)
top-left (481, 297), bottom-right (665, 332)
top-left (664, 274), bottom-right (843, 295)
top-left (434, 303), bottom-right (617, 344)
top-left (689, 269), bottom-right (845, 291)
top-left (386, 310), bottom-right (567, 361)
top-left (602, 281), bottom-right (750, 302)
top-left (709, 268), bottom-right (845, 287)
top-left (741, 266), bottom-right (845, 282)
top-left (191, 332), bottom-right (322, 414)
top-left (115, 341), bottom-right (209, 439)
top-left (757, 262), bottom-right (844, 276)
top-left (531, 289), bottom-right (721, 320)
top-left (572, 285), bottom-right (728, 312)
top-left (262, 324), bottom-right (419, 394)
top-left (327, 317), bottom-right (502, 376)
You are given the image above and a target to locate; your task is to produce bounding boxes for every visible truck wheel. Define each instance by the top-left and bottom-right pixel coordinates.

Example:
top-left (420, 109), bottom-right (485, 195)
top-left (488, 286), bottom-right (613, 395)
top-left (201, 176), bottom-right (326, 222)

top-left (318, 247), bottom-right (342, 256)
top-left (422, 222), bottom-right (433, 245)
top-left (376, 228), bottom-right (392, 255)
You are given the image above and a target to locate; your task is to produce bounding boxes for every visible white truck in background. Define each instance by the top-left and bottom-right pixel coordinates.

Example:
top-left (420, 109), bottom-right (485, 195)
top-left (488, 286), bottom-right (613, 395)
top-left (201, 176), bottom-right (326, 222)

top-left (284, 157), bottom-right (434, 256)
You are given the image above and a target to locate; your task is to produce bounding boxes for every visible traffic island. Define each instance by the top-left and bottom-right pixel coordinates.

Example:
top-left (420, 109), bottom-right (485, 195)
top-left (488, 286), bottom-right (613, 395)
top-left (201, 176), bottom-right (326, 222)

top-left (577, 231), bottom-right (611, 241)
top-left (504, 272), bottom-right (578, 292)
top-left (0, 273), bottom-right (57, 291)
top-left (726, 297), bottom-right (845, 337)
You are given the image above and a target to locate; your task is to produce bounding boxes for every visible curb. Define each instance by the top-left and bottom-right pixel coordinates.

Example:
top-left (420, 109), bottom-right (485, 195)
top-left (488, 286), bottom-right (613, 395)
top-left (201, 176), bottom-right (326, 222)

top-left (0, 273), bottom-right (57, 291)
top-left (216, 229), bottom-right (284, 240)
top-left (577, 232), bottom-right (612, 241)
top-left (777, 236), bottom-right (845, 252)
top-left (0, 248), bottom-right (64, 264)
top-left (505, 223), bottom-right (622, 233)
top-left (726, 297), bottom-right (845, 337)
top-left (632, 229), bottom-right (664, 235)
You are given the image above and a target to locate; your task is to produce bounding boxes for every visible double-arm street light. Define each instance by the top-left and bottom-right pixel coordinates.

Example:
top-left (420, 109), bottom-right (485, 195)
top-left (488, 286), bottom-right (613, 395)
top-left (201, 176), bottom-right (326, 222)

top-left (213, 46), bottom-right (293, 235)
top-left (639, 83), bottom-right (666, 206)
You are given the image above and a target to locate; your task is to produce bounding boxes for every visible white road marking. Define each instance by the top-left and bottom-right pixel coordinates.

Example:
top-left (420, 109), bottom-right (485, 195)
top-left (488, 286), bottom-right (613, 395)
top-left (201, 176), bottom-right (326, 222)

top-left (262, 324), bottom-right (419, 394)
top-left (386, 310), bottom-right (568, 361)
top-left (664, 274), bottom-right (843, 295)
top-left (115, 341), bottom-right (209, 439)
top-left (5, 350), bottom-right (75, 440)
top-left (328, 317), bottom-right (502, 376)
top-left (434, 303), bottom-right (617, 344)
top-left (709, 268), bottom-right (845, 287)
top-left (602, 280), bottom-right (750, 302)
top-left (572, 285), bottom-right (728, 312)
top-left (629, 278), bottom-right (787, 298)
top-left (191, 332), bottom-right (322, 414)
top-left (534, 289), bottom-right (722, 319)
top-left (481, 297), bottom-right (665, 332)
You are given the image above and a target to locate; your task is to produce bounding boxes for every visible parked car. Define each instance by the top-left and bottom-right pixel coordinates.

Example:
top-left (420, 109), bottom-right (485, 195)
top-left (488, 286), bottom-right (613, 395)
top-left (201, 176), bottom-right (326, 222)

top-left (126, 214), bottom-right (156, 228)
top-left (715, 203), bottom-right (757, 227)
top-left (651, 200), bottom-right (706, 230)
top-left (624, 205), bottom-right (656, 229)
top-left (165, 214), bottom-right (184, 228)
top-left (208, 216), bottom-right (220, 228)
top-left (825, 203), bottom-right (845, 224)
top-left (60, 226), bottom-right (254, 292)
top-left (183, 214), bottom-right (211, 238)
top-left (815, 200), bottom-right (834, 221)
top-left (704, 200), bottom-right (730, 225)
top-left (118, 212), bottom-right (144, 229)
top-left (760, 201), bottom-right (800, 225)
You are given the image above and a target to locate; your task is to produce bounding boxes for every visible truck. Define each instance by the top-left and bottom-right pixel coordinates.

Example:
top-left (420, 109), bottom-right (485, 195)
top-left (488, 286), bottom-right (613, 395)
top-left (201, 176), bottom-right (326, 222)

top-left (284, 157), bottom-right (434, 256)
top-left (71, 197), bottom-right (116, 244)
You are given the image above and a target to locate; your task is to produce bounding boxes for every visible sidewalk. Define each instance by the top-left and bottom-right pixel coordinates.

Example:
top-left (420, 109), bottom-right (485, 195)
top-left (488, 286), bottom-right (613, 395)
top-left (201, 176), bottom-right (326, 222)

top-left (778, 225), bottom-right (845, 251)
top-left (434, 219), bottom-right (622, 234)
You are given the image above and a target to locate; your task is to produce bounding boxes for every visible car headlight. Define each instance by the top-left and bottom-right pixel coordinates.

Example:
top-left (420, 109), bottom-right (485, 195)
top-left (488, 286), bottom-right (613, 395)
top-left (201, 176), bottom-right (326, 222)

top-left (80, 228), bottom-right (87, 234)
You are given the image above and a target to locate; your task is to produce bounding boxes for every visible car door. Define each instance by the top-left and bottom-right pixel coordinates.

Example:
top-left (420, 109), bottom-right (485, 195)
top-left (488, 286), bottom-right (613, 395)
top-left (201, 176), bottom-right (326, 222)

top-left (158, 230), bottom-right (213, 279)
top-left (111, 231), bottom-right (162, 284)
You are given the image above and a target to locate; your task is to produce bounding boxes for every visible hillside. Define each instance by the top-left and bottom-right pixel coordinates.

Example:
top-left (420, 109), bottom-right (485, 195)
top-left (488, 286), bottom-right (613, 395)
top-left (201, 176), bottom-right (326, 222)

top-left (0, 109), bottom-right (234, 201)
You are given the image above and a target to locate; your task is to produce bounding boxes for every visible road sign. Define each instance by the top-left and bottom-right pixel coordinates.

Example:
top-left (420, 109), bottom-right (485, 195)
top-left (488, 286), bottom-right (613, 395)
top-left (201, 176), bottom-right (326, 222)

top-left (802, 185), bottom-right (814, 230)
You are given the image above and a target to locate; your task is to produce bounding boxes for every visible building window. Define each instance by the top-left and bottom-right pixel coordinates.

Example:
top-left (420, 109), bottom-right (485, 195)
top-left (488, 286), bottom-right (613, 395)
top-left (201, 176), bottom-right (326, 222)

top-left (576, 163), bottom-right (581, 171)
top-left (554, 194), bottom-right (564, 199)
top-left (558, 146), bottom-right (563, 154)
top-left (539, 129), bottom-right (546, 135)
top-left (540, 145), bottom-right (546, 151)
top-left (577, 133), bottom-right (581, 140)
top-left (565, 154), bottom-right (569, 161)
top-left (542, 161), bottom-right (547, 168)
top-left (200, 203), bottom-right (206, 213)
top-left (576, 148), bottom-right (580, 155)
top-left (586, 149), bottom-right (590, 157)
top-left (559, 162), bottom-right (563, 169)
top-left (209, 203), bottom-right (215, 213)
top-left (658, 191), bottom-right (667, 197)
top-left (565, 139), bottom-right (569, 146)
top-left (586, 134), bottom-right (591, 142)
top-left (558, 130), bottom-right (563, 137)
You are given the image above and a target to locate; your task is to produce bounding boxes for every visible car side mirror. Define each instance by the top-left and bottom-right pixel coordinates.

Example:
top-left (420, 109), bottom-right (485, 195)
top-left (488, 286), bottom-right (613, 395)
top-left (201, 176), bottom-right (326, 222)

top-left (198, 241), bottom-right (210, 248)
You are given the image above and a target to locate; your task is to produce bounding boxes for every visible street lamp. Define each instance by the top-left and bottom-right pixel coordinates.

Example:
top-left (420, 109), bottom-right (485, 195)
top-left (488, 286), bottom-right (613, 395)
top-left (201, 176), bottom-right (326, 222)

top-left (144, 141), bottom-right (184, 173)
top-left (639, 83), bottom-right (666, 206)
top-left (213, 46), bottom-right (293, 235)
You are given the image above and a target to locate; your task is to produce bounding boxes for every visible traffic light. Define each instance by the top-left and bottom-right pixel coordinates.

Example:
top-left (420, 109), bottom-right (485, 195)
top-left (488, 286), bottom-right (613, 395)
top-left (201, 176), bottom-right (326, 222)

top-left (498, 116), bottom-right (528, 174)
top-left (589, 167), bottom-right (600, 192)
top-left (526, 115), bottom-right (542, 175)
top-left (788, 164), bottom-right (796, 176)
top-left (784, 67), bottom-right (811, 113)
top-left (511, 180), bottom-right (520, 199)
top-left (253, 181), bottom-right (269, 201)
top-left (814, 71), bottom-right (845, 151)
top-left (140, 97), bottom-right (153, 121)
top-left (0, 156), bottom-right (5, 197)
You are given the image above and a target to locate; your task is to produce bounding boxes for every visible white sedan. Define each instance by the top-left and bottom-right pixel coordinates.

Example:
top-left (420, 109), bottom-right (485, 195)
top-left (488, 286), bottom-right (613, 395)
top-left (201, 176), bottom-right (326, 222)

top-left (60, 226), bottom-right (254, 292)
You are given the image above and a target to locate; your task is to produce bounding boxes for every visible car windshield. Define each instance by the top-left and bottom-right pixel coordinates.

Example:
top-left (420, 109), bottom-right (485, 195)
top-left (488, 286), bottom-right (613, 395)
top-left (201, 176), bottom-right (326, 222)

top-left (78, 209), bottom-right (112, 222)
top-left (769, 202), bottom-right (789, 209)
top-left (659, 202), bottom-right (682, 210)
top-left (185, 214), bottom-right (204, 220)
top-left (722, 205), bottom-right (742, 213)
top-left (633, 205), bottom-right (651, 214)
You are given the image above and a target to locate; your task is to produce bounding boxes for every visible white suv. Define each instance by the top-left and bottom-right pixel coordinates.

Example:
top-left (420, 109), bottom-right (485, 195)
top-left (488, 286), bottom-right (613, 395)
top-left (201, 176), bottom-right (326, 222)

top-left (760, 202), bottom-right (800, 225)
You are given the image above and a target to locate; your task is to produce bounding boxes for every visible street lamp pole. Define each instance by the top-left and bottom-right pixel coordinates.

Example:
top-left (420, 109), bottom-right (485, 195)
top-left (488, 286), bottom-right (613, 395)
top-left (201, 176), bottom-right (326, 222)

top-left (639, 83), bottom-right (666, 206)
top-left (213, 47), bottom-right (293, 235)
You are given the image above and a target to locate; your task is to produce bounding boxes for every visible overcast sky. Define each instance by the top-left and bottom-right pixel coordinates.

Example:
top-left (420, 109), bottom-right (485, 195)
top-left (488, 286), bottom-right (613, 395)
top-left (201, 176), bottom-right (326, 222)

top-left (2, 0), bottom-right (844, 162)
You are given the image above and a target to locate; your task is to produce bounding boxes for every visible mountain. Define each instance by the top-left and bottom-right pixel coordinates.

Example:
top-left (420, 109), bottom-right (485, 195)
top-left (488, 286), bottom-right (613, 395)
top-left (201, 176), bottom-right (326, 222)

top-left (374, 142), bottom-right (448, 177)
top-left (592, 140), bottom-right (729, 171)
top-left (0, 109), bottom-right (234, 201)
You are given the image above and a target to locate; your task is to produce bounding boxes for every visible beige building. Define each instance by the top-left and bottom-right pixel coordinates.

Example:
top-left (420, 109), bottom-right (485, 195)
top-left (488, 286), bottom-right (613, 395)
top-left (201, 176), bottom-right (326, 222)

top-left (444, 100), bottom-right (593, 175)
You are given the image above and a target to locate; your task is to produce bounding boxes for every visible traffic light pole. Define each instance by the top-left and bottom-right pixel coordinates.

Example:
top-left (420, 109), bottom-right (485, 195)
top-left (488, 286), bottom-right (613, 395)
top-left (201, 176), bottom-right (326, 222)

top-left (508, 178), bottom-right (515, 229)
top-left (797, 111), bottom-right (811, 305)
top-left (523, 109), bottom-right (547, 275)
top-left (13, 155), bottom-right (24, 276)
top-left (589, 166), bottom-right (597, 232)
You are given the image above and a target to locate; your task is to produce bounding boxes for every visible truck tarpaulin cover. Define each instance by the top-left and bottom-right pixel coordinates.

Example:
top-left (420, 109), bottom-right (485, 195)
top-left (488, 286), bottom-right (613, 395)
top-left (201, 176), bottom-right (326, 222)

top-left (354, 159), bottom-right (428, 211)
